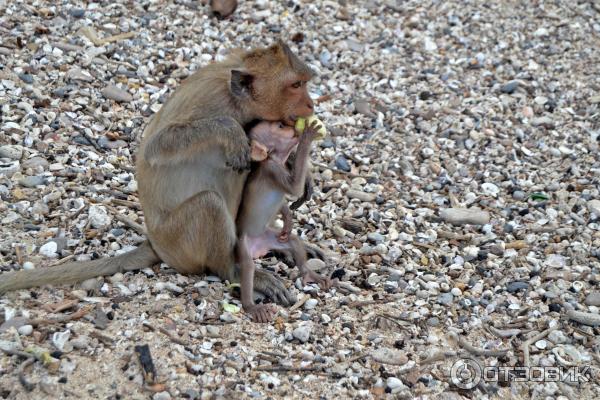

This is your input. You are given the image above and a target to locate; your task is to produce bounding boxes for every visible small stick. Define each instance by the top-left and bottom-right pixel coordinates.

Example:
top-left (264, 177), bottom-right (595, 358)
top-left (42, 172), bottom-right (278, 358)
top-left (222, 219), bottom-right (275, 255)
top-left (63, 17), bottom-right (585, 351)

top-left (90, 330), bottom-right (115, 347)
top-left (421, 350), bottom-right (458, 365)
top-left (449, 332), bottom-right (509, 358)
top-left (143, 322), bottom-right (190, 347)
top-left (255, 365), bottom-right (322, 373)
top-left (437, 230), bottom-right (473, 241)
top-left (105, 205), bottom-right (146, 235)
top-left (45, 299), bottom-right (80, 313)
top-left (196, 319), bottom-right (234, 325)
top-left (412, 242), bottom-right (437, 250)
top-left (346, 298), bottom-right (393, 308)
top-left (289, 295), bottom-right (309, 312)
top-left (79, 27), bottom-right (136, 46)
top-left (18, 358), bottom-right (35, 391)
top-left (335, 280), bottom-right (361, 294)
top-left (50, 254), bottom-right (75, 266)
top-left (1, 348), bottom-right (37, 359)
top-left (81, 129), bottom-right (104, 152)
top-left (375, 313), bottom-right (411, 329)
top-left (521, 328), bottom-right (555, 367)
top-left (566, 310), bottom-right (600, 326)
top-left (312, 161), bottom-right (364, 178)
top-left (28, 306), bottom-right (92, 327)
top-left (486, 325), bottom-right (525, 338)
top-left (261, 350), bottom-right (286, 359)
top-left (345, 353), bottom-right (368, 364)
top-left (111, 198), bottom-right (141, 210)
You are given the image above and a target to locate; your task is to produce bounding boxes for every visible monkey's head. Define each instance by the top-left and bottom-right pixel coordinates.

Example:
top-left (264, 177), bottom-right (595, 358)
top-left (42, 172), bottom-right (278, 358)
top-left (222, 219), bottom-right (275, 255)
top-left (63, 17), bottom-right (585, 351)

top-left (230, 41), bottom-right (315, 126)
top-left (248, 121), bottom-right (298, 163)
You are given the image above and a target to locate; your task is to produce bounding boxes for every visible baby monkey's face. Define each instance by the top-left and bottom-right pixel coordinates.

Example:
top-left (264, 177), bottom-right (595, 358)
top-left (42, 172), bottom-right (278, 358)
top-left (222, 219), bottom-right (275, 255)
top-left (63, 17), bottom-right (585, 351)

top-left (267, 121), bottom-right (296, 139)
top-left (249, 121), bottom-right (299, 163)
top-left (249, 121), bottom-right (296, 146)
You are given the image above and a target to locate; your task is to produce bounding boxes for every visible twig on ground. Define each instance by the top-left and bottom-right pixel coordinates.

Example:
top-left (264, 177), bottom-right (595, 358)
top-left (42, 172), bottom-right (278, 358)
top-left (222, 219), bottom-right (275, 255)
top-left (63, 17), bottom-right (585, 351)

top-left (255, 365), bottom-right (322, 373)
top-left (18, 358), bottom-right (35, 391)
top-left (449, 331), bottom-right (509, 358)
top-left (143, 322), bottom-right (190, 347)
top-left (521, 327), bottom-right (556, 367)
top-left (104, 205), bottom-right (146, 235)
top-left (29, 306), bottom-right (92, 327)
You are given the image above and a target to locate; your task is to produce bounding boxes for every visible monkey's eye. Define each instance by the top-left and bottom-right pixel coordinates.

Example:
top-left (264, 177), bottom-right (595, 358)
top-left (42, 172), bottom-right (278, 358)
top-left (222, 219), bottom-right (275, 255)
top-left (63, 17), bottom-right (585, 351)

top-left (291, 81), bottom-right (302, 89)
top-left (279, 123), bottom-right (284, 129)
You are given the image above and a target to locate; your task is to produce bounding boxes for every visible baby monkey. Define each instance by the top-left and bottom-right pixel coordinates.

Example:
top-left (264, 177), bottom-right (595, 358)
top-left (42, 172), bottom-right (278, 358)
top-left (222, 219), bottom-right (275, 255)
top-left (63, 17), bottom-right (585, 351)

top-left (237, 120), bottom-right (331, 322)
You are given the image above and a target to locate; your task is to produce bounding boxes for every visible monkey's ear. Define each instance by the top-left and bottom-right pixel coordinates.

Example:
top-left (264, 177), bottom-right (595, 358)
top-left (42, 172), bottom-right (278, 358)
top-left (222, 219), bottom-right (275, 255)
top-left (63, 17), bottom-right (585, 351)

top-left (230, 69), bottom-right (253, 98)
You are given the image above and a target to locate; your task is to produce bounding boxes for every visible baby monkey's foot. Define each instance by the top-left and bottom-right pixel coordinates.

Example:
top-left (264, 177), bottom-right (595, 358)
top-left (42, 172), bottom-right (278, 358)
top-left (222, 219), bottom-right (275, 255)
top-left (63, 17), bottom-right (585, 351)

top-left (245, 303), bottom-right (277, 323)
top-left (278, 225), bottom-right (292, 242)
top-left (301, 269), bottom-right (332, 290)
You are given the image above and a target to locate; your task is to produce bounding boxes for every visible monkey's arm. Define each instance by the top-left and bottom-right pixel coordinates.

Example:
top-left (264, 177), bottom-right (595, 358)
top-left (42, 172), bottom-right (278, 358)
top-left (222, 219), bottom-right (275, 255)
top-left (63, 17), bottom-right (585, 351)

top-left (143, 116), bottom-right (250, 170)
top-left (278, 203), bottom-right (293, 242)
top-left (287, 151), bottom-right (313, 210)
top-left (263, 133), bottom-right (313, 197)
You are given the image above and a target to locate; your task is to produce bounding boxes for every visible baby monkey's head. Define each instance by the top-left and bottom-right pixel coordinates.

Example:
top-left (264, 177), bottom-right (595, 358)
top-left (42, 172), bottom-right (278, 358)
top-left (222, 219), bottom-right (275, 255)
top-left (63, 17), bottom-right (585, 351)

top-left (248, 121), bottom-right (298, 162)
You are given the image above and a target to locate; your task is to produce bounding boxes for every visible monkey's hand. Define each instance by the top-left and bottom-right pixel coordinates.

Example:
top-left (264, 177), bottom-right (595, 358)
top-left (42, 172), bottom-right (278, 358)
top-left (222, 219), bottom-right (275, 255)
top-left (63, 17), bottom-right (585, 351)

top-left (244, 303), bottom-right (277, 323)
top-left (301, 119), bottom-right (323, 143)
top-left (225, 137), bottom-right (252, 172)
top-left (278, 204), bottom-right (293, 242)
top-left (301, 269), bottom-right (332, 291)
top-left (278, 228), bottom-right (290, 243)
top-left (250, 140), bottom-right (269, 162)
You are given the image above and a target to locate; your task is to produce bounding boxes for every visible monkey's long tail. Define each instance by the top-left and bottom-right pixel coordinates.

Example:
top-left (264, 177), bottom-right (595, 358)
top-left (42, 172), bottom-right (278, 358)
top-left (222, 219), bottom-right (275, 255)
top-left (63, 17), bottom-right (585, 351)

top-left (0, 241), bottom-right (160, 295)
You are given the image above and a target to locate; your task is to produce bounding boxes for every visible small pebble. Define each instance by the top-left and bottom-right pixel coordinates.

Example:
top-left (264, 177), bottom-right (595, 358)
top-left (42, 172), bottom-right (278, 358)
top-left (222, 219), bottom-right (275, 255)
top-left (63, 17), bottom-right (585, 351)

top-left (304, 298), bottom-right (318, 310)
top-left (152, 392), bottom-right (171, 400)
top-left (17, 325), bottom-right (33, 336)
top-left (22, 261), bottom-right (35, 270)
top-left (501, 80), bottom-right (519, 94)
top-left (335, 155), bottom-right (351, 172)
top-left (292, 325), bottom-right (311, 343)
top-left (39, 241), bottom-right (58, 258)
top-left (101, 85), bottom-right (133, 103)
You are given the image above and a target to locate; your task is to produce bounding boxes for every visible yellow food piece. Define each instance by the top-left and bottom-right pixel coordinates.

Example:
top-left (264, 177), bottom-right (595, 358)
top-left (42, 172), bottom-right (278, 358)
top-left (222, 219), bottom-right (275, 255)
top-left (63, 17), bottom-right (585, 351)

top-left (294, 115), bottom-right (327, 140)
top-left (222, 301), bottom-right (240, 313)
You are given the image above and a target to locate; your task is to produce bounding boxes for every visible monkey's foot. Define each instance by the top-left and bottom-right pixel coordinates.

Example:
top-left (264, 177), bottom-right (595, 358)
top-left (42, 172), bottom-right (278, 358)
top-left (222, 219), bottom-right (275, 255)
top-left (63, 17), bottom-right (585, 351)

top-left (304, 243), bottom-right (325, 260)
top-left (302, 269), bottom-right (332, 290)
top-left (253, 269), bottom-right (296, 306)
top-left (244, 303), bottom-right (277, 323)
top-left (277, 231), bottom-right (290, 243)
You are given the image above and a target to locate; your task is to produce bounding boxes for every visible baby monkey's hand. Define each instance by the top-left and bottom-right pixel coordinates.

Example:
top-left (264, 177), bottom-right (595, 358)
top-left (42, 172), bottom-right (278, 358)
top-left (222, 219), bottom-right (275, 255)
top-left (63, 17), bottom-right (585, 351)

top-left (301, 120), bottom-right (323, 142)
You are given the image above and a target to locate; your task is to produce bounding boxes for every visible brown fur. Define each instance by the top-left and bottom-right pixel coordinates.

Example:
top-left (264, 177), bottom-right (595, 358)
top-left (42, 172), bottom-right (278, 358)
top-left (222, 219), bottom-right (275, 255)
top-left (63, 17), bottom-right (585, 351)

top-left (0, 42), bottom-right (315, 298)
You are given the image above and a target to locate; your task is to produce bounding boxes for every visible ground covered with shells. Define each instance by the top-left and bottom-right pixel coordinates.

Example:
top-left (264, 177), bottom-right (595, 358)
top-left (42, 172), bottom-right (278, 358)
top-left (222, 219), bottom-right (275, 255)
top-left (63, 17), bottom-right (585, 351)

top-left (1, 0), bottom-right (600, 399)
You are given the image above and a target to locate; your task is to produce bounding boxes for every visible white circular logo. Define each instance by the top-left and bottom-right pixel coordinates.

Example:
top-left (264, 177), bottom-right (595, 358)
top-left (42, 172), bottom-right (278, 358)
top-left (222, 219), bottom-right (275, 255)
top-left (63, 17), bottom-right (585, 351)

top-left (451, 358), bottom-right (482, 389)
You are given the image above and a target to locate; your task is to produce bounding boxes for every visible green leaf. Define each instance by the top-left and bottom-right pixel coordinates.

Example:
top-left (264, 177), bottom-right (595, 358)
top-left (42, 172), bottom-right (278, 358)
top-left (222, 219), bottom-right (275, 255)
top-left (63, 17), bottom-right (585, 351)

top-left (529, 192), bottom-right (549, 201)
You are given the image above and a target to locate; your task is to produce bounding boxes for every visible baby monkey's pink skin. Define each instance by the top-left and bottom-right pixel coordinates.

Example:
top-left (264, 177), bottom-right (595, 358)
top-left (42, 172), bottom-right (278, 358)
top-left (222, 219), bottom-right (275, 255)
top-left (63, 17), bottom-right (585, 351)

top-left (236, 120), bottom-right (332, 322)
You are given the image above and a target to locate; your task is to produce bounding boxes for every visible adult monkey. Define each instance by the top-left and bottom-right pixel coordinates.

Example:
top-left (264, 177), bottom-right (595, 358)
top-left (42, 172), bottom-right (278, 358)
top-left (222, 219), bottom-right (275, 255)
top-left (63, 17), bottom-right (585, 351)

top-left (0, 41), bottom-right (316, 304)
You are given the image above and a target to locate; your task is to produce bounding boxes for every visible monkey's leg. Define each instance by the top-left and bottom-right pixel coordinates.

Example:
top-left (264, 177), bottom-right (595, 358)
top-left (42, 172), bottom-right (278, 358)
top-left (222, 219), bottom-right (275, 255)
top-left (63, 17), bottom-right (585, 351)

top-left (257, 229), bottom-right (332, 290)
top-left (236, 235), bottom-right (277, 323)
top-left (143, 116), bottom-right (251, 171)
top-left (270, 240), bottom-right (325, 266)
top-left (149, 191), bottom-right (295, 306)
